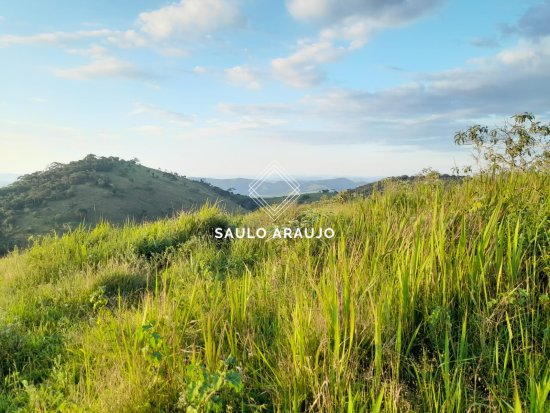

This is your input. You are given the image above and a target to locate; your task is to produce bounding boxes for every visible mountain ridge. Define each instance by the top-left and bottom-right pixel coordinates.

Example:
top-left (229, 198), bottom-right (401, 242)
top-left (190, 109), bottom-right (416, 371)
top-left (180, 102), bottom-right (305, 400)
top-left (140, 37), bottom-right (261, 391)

top-left (192, 177), bottom-right (371, 197)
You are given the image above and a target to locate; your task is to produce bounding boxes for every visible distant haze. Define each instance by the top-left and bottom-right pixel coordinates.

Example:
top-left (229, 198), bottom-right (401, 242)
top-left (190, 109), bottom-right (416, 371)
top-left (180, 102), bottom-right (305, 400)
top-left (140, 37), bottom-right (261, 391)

top-left (194, 177), bottom-right (379, 197)
top-left (0, 170), bottom-right (380, 195)
top-left (0, 174), bottom-right (19, 187)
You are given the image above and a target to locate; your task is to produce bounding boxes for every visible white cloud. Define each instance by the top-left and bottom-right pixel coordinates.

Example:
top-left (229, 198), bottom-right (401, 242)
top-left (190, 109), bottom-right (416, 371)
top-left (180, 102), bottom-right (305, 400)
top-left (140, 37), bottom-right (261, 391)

top-left (104, 30), bottom-right (189, 56)
top-left (137, 0), bottom-right (242, 39)
top-left (0, 28), bottom-right (169, 56)
top-left (105, 30), bottom-right (149, 48)
top-left (323, 38), bottom-right (550, 135)
top-left (286, 0), bottom-right (441, 24)
top-left (130, 103), bottom-right (195, 126)
top-left (286, 0), bottom-right (334, 23)
top-left (0, 0), bottom-right (242, 60)
top-left (229, 36), bottom-right (550, 147)
top-left (272, 40), bottom-right (346, 87)
top-left (275, 0), bottom-right (442, 88)
top-left (54, 47), bottom-right (151, 80)
top-left (193, 65), bottom-right (208, 74)
top-left (319, 17), bottom-right (373, 50)
top-left (225, 65), bottom-right (262, 89)
top-left (67, 44), bottom-right (108, 58)
top-left (496, 41), bottom-right (539, 64)
top-left (0, 29), bottom-right (113, 47)
top-left (218, 102), bottom-right (295, 116)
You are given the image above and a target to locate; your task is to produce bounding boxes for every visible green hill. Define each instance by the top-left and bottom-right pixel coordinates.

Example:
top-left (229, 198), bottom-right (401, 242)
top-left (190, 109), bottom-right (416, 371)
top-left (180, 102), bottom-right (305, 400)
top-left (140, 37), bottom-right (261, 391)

top-left (348, 172), bottom-right (463, 197)
top-left (0, 171), bottom-right (548, 412)
top-left (0, 155), bottom-right (256, 254)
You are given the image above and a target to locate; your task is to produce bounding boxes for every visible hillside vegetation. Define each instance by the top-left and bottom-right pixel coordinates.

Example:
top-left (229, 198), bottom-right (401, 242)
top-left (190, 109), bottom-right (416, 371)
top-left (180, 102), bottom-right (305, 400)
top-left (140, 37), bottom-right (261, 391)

top-left (349, 172), bottom-right (462, 197)
top-left (0, 155), bottom-right (256, 254)
top-left (0, 171), bottom-right (548, 412)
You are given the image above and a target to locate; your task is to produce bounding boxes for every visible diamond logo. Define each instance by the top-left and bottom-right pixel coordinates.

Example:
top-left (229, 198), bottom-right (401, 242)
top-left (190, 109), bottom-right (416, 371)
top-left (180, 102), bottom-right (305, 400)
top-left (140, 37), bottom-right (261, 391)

top-left (249, 161), bottom-right (300, 220)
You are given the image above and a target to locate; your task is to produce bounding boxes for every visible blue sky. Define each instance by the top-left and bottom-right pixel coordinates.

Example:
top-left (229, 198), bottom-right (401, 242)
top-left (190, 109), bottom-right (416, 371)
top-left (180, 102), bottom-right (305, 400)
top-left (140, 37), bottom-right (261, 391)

top-left (1, 0), bottom-right (549, 177)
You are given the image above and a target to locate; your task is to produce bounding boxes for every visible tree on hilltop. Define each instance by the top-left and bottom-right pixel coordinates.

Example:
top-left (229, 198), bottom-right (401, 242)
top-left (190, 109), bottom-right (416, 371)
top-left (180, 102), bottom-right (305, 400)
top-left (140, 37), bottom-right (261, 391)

top-left (454, 112), bottom-right (550, 173)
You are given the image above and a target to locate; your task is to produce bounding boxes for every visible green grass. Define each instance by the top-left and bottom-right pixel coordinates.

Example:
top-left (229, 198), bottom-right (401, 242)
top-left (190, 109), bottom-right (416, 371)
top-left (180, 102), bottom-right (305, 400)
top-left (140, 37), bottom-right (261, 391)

top-left (262, 191), bottom-right (337, 206)
top-left (0, 171), bottom-right (548, 412)
top-left (0, 155), bottom-right (255, 254)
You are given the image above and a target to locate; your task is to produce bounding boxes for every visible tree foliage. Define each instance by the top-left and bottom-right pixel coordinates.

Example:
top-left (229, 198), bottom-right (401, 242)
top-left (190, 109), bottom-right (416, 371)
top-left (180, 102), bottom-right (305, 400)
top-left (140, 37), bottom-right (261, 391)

top-left (454, 112), bottom-right (550, 172)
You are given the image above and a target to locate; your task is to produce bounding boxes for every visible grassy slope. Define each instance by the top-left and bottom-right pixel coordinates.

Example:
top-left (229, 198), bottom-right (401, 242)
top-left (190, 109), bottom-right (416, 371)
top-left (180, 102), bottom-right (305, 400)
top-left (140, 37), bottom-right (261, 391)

top-left (0, 172), bottom-right (549, 412)
top-left (262, 191), bottom-right (337, 205)
top-left (0, 156), bottom-right (255, 254)
top-left (350, 173), bottom-right (463, 197)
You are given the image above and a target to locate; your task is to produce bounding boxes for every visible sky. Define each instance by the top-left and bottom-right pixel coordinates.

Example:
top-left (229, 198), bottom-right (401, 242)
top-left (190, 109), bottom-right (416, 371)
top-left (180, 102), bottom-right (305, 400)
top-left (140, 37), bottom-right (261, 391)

top-left (1, 0), bottom-right (549, 178)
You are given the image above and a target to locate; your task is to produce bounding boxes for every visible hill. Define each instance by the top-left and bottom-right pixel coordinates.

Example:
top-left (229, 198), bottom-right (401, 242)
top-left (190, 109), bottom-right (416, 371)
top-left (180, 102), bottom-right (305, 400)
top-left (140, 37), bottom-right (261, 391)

top-left (0, 171), bottom-right (548, 412)
top-left (263, 190), bottom-right (338, 205)
top-left (349, 172), bottom-right (463, 196)
top-left (0, 155), bottom-right (256, 254)
top-left (195, 177), bottom-right (368, 196)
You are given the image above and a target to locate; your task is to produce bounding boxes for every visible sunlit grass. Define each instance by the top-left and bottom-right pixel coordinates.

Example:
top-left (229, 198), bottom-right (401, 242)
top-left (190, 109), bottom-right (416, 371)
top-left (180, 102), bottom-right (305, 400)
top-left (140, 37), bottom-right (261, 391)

top-left (0, 171), bottom-right (548, 412)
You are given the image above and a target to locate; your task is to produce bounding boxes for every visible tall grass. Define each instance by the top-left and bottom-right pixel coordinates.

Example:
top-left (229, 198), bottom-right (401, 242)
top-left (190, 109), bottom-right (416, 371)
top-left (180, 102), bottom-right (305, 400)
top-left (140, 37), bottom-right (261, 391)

top-left (0, 171), bottom-right (548, 412)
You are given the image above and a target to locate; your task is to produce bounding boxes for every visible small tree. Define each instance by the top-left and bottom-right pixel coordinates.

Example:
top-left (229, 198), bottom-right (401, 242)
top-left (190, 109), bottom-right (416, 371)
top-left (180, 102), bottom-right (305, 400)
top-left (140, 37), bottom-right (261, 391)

top-left (454, 113), bottom-right (550, 173)
top-left (83, 154), bottom-right (98, 162)
top-left (46, 162), bottom-right (64, 170)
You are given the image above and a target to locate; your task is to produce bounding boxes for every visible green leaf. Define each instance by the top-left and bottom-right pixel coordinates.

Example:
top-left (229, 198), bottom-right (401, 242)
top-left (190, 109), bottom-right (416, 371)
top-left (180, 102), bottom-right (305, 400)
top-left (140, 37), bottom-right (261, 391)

top-left (226, 371), bottom-right (243, 392)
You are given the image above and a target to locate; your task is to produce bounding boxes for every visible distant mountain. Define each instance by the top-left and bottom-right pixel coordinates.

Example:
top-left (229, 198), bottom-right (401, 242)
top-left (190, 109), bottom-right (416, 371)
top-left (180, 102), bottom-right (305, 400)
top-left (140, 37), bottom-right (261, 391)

top-left (0, 174), bottom-right (19, 187)
top-left (194, 177), bottom-right (370, 197)
top-left (0, 155), bottom-right (256, 254)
